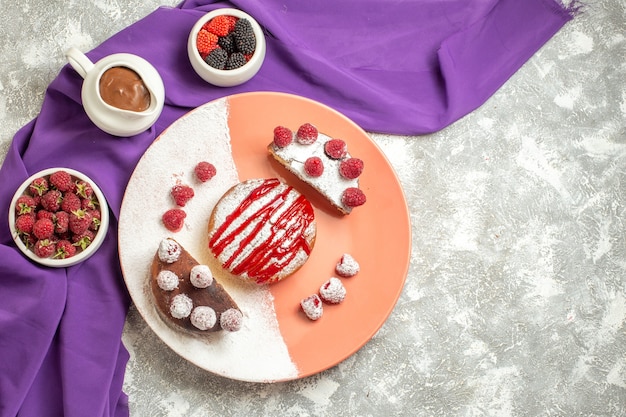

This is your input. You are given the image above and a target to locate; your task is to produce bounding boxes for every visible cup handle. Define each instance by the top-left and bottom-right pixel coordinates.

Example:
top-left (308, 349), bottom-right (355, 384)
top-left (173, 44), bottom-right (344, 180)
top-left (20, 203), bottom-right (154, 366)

top-left (65, 47), bottom-right (94, 79)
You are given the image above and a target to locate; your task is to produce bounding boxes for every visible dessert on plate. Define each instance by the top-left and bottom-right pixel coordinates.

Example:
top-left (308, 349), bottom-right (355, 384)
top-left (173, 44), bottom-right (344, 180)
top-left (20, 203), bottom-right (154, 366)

top-left (150, 238), bottom-right (242, 332)
top-left (208, 177), bottom-right (317, 285)
top-left (267, 123), bottom-right (366, 214)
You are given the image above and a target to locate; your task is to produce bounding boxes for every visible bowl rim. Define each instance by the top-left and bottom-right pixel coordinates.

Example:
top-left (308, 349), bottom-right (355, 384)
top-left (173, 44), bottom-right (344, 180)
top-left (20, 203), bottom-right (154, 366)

top-left (8, 167), bottom-right (110, 268)
top-left (187, 7), bottom-right (266, 85)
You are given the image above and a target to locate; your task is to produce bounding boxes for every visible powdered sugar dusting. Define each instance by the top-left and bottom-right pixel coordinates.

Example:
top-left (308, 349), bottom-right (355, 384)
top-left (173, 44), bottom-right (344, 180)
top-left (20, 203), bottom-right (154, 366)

top-left (319, 277), bottom-right (346, 304)
top-left (335, 253), bottom-right (360, 277)
top-left (170, 294), bottom-right (193, 319)
top-left (157, 239), bottom-right (181, 263)
top-left (118, 98), bottom-right (298, 382)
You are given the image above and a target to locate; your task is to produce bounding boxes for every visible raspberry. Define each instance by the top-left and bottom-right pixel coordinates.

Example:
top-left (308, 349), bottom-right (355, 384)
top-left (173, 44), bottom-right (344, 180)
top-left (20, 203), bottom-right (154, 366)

top-left (224, 15), bottom-right (238, 29)
top-left (300, 294), bottom-right (323, 321)
top-left (296, 123), bottom-right (318, 145)
top-left (341, 187), bottom-right (366, 208)
top-left (33, 218), bottom-right (55, 240)
top-left (41, 190), bottom-right (62, 212)
top-left (225, 52), bottom-right (246, 70)
top-left (233, 18), bottom-right (256, 55)
top-left (28, 177), bottom-right (49, 197)
top-left (21, 233), bottom-right (37, 249)
top-left (36, 210), bottom-right (54, 221)
top-left (72, 230), bottom-right (95, 250)
top-left (196, 29), bottom-right (219, 58)
top-left (339, 158), bottom-right (364, 179)
top-left (204, 48), bottom-right (228, 70)
top-left (304, 157), bottom-right (324, 177)
top-left (195, 161), bottom-right (217, 182)
top-left (75, 180), bottom-right (93, 199)
top-left (69, 209), bottom-right (92, 235)
top-left (15, 214), bottom-right (35, 235)
top-left (220, 308), bottom-right (243, 332)
top-left (15, 195), bottom-right (36, 215)
top-left (324, 139), bottom-right (347, 159)
top-left (273, 126), bottom-right (293, 148)
top-left (54, 211), bottom-right (70, 234)
top-left (171, 184), bottom-right (195, 207)
top-left (335, 253), bottom-right (360, 277)
top-left (81, 196), bottom-right (99, 210)
top-left (49, 170), bottom-right (73, 192)
top-left (61, 192), bottom-right (81, 213)
top-left (87, 209), bottom-right (101, 231)
top-left (55, 239), bottom-right (76, 259)
top-left (204, 15), bottom-right (234, 37)
top-left (33, 239), bottom-right (56, 258)
top-left (319, 277), bottom-right (346, 304)
top-left (162, 208), bottom-right (186, 232)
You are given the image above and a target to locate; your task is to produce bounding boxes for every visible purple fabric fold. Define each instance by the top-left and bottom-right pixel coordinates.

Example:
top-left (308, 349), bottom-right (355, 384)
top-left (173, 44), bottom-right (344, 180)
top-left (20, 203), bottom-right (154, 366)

top-left (0, 0), bottom-right (573, 415)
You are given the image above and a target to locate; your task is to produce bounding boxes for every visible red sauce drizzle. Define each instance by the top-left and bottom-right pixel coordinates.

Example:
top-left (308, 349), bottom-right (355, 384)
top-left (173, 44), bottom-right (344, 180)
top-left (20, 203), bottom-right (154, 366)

top-left (209, 179), bottom-right (315, 284)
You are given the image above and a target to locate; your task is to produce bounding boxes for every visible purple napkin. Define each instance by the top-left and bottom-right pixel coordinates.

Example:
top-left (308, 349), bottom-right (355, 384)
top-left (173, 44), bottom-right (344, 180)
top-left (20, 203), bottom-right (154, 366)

top-left (0, 0), bottom-right (575, 415)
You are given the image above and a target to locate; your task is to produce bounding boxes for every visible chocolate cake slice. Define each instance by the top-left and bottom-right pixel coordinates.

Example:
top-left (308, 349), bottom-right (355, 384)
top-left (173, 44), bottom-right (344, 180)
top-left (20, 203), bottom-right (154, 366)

top-left (150, 238), bottom-right (242, 332)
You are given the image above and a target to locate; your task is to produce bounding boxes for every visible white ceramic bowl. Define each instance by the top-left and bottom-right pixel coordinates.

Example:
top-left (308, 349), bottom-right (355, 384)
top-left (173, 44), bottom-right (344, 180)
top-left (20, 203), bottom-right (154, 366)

top-left (8, 167), bottom-right (109, 268)
top-left (187, 8), bottom-right (266, 87)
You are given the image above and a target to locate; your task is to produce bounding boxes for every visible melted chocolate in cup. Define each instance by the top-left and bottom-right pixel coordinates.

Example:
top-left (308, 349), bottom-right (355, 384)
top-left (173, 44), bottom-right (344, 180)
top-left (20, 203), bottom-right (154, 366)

top-left (99, 66), bottom-right (151, 112)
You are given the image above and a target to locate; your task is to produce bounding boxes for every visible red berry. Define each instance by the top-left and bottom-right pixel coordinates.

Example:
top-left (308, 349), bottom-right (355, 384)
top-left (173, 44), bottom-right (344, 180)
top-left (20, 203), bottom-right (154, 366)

top-left (15, 195), bottom-right (36, 215)
top-left (54, 211), bottom-right (70, 234)
top-left (300, 294), bottom-right (323, 320)
top-left (335, 253), bottom-right (360, 277)
top-left (324, 139), bottom-right (347, 159)
top-left (61, 192), bottom-right (81, 213)
top-left (33, 218), bottom-right (55, 240)
top-left (75, 180), bottom-right (93, 199)
top-left (171, 184), bottom-right (195, 207)
top-left (15, 214), bottom-right (35, 235)
top-left (49, 170), bottom-right (73, 192)
top-left (273, 126), bottom-right (293, 148)
top-left (21, 233), bottom-right (37, 249)
top-left (36, 210), bottom-right (54, 221)
top-left (72, 230), bottom-right (95, 250)
top-left (162, 209), bottom-right (186, 232)
top-left (33, 239), bottom-right (56, 258)
top-left (341, 187), bottom-right (366, 208)
top-left (296, 123), bottom-right (318, 145)
top-left (28, 177), bottom-right (49, 197)
top-left (319, 277), bottom-right (346, 304)
top-left (87, 209), bottom-right (101, 231)
top-left (69, 209), bottom-right (92, 235)
top-left (195, 161), bottom-right (217, 182)
top-left (204, 15), bottom-right (234, 37)
top-left (41, 190), bottom-right (62, 212)
top-left (304, 157), bottom-right (324, 177)
top-left (339, 158), bottom-right (364, 179)
top-left (55, 239), bottom-right (76, 259)
top-left (81, 196), bottom-right (99, 210)
top-left (196, 29), bottom-right (219, 58)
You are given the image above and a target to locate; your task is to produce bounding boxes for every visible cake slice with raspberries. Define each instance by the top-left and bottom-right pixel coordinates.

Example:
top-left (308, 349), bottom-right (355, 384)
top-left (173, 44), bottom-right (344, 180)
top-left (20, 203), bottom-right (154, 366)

top-left (267, 123), bottom-right (366, 215)
top-left (150, 238), bottom-right (243, 333)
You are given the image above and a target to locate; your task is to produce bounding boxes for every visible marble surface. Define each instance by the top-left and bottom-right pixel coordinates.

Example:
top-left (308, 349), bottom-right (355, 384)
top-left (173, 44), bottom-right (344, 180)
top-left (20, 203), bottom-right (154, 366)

top-left (1, 1), bottom-right (625, 416)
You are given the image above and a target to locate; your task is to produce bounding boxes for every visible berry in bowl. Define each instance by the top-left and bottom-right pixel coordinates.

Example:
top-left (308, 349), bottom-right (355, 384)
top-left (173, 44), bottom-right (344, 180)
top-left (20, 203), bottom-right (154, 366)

top-left (187, 8), bottom-right (266, 87)
top-left (8, 167), bottom-right (109, 268)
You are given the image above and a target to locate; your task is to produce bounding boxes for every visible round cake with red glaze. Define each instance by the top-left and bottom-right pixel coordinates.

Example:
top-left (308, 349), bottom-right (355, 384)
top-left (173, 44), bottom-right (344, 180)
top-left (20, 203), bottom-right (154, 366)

top-left (208, 178), bottom-right (317, 285)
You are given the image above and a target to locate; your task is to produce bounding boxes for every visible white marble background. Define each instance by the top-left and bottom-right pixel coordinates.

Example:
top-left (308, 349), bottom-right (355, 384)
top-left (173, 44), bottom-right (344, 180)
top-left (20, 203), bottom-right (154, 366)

top-left (0, 1), bottom-right (624, 416)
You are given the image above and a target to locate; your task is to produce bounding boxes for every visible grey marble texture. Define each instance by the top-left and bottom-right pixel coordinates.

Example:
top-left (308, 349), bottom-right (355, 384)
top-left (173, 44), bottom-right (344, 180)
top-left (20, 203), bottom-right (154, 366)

top-left (1, 1), bottom-right (624, 416)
